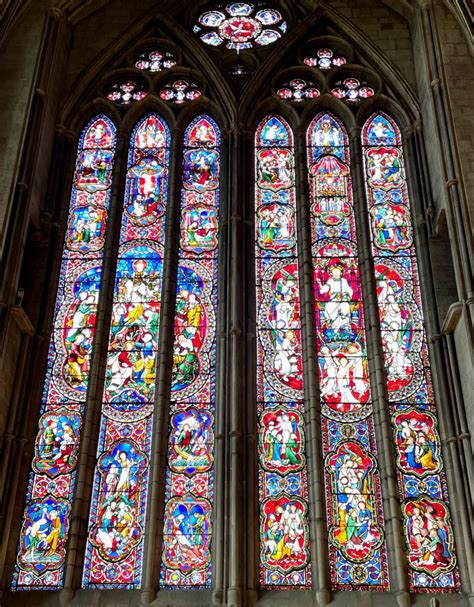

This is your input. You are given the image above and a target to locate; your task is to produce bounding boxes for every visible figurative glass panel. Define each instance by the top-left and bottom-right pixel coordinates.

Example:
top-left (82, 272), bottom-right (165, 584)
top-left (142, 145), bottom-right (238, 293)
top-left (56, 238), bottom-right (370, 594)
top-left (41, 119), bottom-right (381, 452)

top-left (362, 112), bottom-right (460, 592)
top-left (82, 114), bottom-right (170, 588)
top-left (12, 116), bottom-right (117, 590)
top-left (160, 115), bottom-right (221, 588)
top-left (256, 115), bottom-right (311, 588)
top-left (307, 113), bottom-right (389, 590)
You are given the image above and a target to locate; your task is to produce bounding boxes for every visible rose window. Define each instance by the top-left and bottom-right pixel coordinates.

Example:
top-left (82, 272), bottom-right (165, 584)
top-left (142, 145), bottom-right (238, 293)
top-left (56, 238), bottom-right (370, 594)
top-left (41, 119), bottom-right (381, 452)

top-left (277, 79), bottom-right (320, 103)
top-left (331, 77), bottom-right (374, 102)
top-left (304, 48), bottom-right (347, 70)
top-left (194, 3), bottom-right (288, 52)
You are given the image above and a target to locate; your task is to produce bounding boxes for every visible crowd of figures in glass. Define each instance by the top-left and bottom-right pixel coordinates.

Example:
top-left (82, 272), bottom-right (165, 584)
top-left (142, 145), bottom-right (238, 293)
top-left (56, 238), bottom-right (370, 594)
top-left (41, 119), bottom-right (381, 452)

top-left (81, 114), bottom-right (170, 588)
top-left (160, 116), bottom-right (220, 588)
top-left (307, 114), bottom-right (388, 589)
top-left (12, 117), bottom-right (116, 589)
top-left (256, 115), bottom-right (311, 588)
top-left (362, 113), bottom-right (459, 591)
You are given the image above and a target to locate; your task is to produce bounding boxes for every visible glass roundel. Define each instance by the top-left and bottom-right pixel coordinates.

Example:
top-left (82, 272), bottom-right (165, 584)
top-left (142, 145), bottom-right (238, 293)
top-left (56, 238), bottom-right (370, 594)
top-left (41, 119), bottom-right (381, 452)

top-left (194, 3), bottom-right (287, 51)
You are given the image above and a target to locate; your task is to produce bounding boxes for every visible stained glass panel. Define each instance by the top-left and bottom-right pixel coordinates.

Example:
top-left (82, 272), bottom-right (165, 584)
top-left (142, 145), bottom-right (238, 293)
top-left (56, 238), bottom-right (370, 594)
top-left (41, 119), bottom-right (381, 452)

top-left (82, 114), bottom-right (170, 588)
top-left (160, 115), bottom-right (220, 588)
top-left (307, 113), bottom-right (389, 590)
top-left (277, 79), bottom-right (320, 103)
top-left (362, 112), bottom-right (460, 592)
top-left (304, 48), bottom-right (347, 70)
top-left (256, 115), bottom-right (311, 588)
top-left (331, 79), bottom-right (374, 103)
top-left (12, 116), bottom-right (117, 590)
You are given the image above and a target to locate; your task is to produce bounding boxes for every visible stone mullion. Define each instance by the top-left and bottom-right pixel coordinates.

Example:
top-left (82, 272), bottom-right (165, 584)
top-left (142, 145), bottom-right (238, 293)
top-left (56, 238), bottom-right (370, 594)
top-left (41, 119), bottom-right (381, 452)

top-left (295, 129), bottom-right (330, 607)
top-left (403, 126), bottom-right (474, 594)
top-left (140, 127), bottom-right (182, 605)
top-left (349, 128), bottom-right (410, 607)
top-left (61, 128), bottom-right (128, 601)
top-left (227, 127), bottom-right (245, 607)
top-left (243, 127), bottom-right (258, 606)
top-left (211, 130), bottom-right (230, 605)
top-left (410, 123), bottom-right (474, 499)
top-left (417, 1), bottom-right (474, 323)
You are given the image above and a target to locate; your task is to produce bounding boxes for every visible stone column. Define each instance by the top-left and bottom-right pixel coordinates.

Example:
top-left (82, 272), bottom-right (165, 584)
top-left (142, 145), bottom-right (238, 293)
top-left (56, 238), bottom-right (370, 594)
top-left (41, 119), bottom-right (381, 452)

top-left (212, 129), bottom-right (230, 606)
top-left (295, 128), bottom-right (330, 607)
top-left (0, 7), bottom-right (70, 355)
top-left (349, 127), bottom-right (410, 607)
top-left (227, 126), bottom-right (245, 607)
top-left (403, 125), bottom-right (474, 596)
top-left (0, 315), bottom-right (34, 589)
top-left (416, 0), bottom-right (473, 323)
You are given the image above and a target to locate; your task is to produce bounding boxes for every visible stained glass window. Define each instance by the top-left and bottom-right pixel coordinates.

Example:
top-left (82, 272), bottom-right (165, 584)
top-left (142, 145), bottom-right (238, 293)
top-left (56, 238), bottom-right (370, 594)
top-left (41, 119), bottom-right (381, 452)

top-left (12, 116), bottom-right (117, 590)
top-left (255, 115), bottom-right (311, 588)
top-left (195, 3), bottom-right (287, 51)
top-left (304, 48), bottom-right (347, 70)
top-left (331, 79), bottom-right (374, 103)
top-left (82, 114), bottom-right (171, 588)
top-left (160, 115), bottom-right (221, 588)
top-left (135, 50), bottom-right (177, 72)
top-left (307, 113), bottom-right (389, 590)
top-left (159, 80), bottom-right (201, 105)
top-left (106, 81), bottom-right (148, 106)
top-left (362, 112), bottom-right (460, 592)
top-left (277, 79), bottom-right (320, 103)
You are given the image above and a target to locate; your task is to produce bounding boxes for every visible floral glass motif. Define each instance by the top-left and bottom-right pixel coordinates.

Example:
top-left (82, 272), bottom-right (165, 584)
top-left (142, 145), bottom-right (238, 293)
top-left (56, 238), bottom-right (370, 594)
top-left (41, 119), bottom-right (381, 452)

top-left (12, 116), bottom-right (117, 590)
top-left (304, 48), bottom-right (347, 70)
top-left (307, 113), bottom-right (389, 590)
top-left (277, 79), bottom-right (320, 103)
top-left (331, 78), bottom-right (374, 103)
top-left (82, 114), bottom-right (171, 588)
top-left (160, 116), bottom-right (221, 588)
top-left (195, 3), bottom-right (287, 52)
top-left (256, 115), bottom-right (311, 588)
top-left (135, 50), bottom-right (177, 72)
top-left (159, 80), bottom-right (201, 105)
top-left (362, 112), bottom-right (460, 592)
top-left (107, 81), bottom-right (147, 105)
